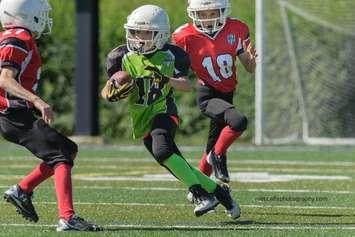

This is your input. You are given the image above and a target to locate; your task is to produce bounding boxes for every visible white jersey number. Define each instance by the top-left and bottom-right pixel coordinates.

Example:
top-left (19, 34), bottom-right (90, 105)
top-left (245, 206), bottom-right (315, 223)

top-left (202, 54), bottom-right (233, 82)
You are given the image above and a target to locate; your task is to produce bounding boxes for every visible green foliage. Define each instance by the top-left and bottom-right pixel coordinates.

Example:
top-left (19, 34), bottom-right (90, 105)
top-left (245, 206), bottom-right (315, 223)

top-left (39, 0), bottom-right (255, 143)
top-left (39, 0), bottom-right (75, 134)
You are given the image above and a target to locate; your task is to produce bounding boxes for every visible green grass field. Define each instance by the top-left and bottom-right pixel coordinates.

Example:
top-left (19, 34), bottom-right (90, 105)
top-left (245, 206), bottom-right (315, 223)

top-left (0, 144), bottom-right (354, 237)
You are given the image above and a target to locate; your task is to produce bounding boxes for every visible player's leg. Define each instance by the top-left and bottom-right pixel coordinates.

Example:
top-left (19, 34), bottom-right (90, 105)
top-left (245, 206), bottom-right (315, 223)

top-left (0, 111), bottom-right (101, 230)
top-left (0, 111), bottom-right (50, 222)
top-left (197, 84), bottom-right (237, 182)
top-left (198, 118), bottom-right (224, 176)
top-left (208, 106), bottom-right (247, 183)
top-left (196, 84), bottom-right (225, 176)
top-left (21, 119), bottom-right (102, 231)
top-left (147, 114), bottom-right (218, 216)
top-left (214, 107), bottom-right (247, 157)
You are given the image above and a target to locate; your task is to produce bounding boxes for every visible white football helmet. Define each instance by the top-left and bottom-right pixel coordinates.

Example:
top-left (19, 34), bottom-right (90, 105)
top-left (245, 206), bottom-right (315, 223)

top-left (187, 0), bottom-right (231, 34)
top-left (0, 0), bottom-right (52, 39)
top-left (124, 5), bottom-right (170, 54)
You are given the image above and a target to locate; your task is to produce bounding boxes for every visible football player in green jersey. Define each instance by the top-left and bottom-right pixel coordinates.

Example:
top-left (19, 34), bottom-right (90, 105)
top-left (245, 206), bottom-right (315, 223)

top-left (101, 4), bottom-right (240, 218)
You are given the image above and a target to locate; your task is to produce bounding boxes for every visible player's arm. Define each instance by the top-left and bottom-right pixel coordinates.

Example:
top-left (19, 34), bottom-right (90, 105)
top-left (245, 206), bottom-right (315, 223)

top-left (168, 76), bottom-right (191, 92)
top-left (0, 67), bottom-right (54, 124)
top-left (167, 45), bottom-right (192, 92)
top-left (237, 28), bottom-right (257, 73)
top-left (238, 41), bottom-right (257, 73)
top-left (101, 46), bottom-right (133, 101)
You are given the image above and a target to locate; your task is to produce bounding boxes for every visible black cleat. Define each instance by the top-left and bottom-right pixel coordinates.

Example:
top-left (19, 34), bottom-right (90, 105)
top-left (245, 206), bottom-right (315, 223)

top-left (56, 215), bottom-right (103, 231)
top-left (4, 185), bottom-right (39, 222)
top-left (207, 150), bottom-right (230, 183)
top-left (189, 185), bottom-right (219, 217)
top-left (213, 184), bottom-right (241, 219)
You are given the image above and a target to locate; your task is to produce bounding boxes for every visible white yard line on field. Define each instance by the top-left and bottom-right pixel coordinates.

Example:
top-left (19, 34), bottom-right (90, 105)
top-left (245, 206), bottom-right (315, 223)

top-left (1, 223), bottom-right (355, 230)
top-left (0, 185), bottom-right (354, 194)
top-left (0, 184), bottom-right (353, 195)
top-left (1, 157), bottom-right (355, 167)
top-left (2, 200), bottom-right (355, 210)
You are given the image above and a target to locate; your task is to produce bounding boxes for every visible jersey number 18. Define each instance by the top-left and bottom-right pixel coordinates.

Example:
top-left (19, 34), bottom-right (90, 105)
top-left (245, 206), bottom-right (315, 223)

top-left (202, 54), bottom-right (233, 82)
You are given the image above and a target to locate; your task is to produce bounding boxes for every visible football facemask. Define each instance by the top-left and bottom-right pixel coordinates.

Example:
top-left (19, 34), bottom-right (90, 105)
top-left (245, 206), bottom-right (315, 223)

top-left (187, 0), bottom-right (231, 34)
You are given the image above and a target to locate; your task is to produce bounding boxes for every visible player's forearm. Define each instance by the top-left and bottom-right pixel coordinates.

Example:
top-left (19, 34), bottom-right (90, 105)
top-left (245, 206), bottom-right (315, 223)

top-left (244, 59), bottom-right (256, 73)
top-left (168, 76), bottom-right (192, 92)
top-left (0, 72), bottom-right (39, 103)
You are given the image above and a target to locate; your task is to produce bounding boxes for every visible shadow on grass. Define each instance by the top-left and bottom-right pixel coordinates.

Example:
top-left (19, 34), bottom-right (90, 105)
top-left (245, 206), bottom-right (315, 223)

top-left (103, 219), bottom-right (355, 232)
top-left (245, 211), bottom-right (355, 218)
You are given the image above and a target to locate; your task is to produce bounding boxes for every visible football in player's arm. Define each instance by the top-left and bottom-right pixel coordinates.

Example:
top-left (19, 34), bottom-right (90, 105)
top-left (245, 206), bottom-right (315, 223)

top-left (101, 4), bottom-right (240, 219)
top-left (172, 0), bottom-right (257, 184)
top-left (0, 0), bottom-right (101, 231)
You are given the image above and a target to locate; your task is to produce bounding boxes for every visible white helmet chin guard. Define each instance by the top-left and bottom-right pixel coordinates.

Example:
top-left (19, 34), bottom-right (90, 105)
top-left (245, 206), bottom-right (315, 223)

top-left (124, 5), bottom-right (170, 55)
top-left (187, 0), bottom-right (231, 34)
top-left (0, 0), bottom-right (52, 39)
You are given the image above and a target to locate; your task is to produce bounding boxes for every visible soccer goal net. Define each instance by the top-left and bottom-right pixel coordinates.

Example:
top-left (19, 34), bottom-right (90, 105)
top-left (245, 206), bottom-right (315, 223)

top-left (255, 0), bottom-right (355, 145)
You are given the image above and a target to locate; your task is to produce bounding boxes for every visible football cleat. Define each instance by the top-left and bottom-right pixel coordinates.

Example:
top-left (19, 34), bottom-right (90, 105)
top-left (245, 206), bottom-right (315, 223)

top-left (56, 215), bottom-right (103, 231)
top-left (213, 184), bottom-right (241, 219)
top-left (207, 150), bottom-right (230, 183)
top-left (189, 185), bottom-right (219, 217)
top-left (225, 200), bottom-right (241, 219)
top-left (4, 185), bottom-right (39, 222)
top-left (186, 191), bottom-right (196, 204)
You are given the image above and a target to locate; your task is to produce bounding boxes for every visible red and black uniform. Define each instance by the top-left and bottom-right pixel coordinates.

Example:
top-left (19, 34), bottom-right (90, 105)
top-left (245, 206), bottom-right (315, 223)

top-left (173, 18), bottom-right (249, 155)
top-left (0, 28), bottom-right (77, 167)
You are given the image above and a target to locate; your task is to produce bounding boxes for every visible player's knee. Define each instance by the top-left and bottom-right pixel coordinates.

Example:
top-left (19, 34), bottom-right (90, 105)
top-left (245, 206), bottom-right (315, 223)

top-left (151, 128), bottom-right (174, 164)
top-left (152, 146), bottom-right (173, 164)
top-left (225, 109), bottom-right (248, 132)
top-left (46, 140), bottom-right (78, 168)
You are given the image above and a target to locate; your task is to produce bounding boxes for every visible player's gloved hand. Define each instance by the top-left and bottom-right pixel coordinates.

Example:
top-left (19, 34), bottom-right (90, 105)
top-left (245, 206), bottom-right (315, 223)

top-left (107, 79), bottom-right (134, 102)
top-left (144, 65), bottom-right (170, 85)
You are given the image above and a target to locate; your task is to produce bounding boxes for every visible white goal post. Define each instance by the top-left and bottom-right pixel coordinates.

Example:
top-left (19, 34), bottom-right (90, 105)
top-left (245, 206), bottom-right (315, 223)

top-left (255, 0), bottom-right (355, 145)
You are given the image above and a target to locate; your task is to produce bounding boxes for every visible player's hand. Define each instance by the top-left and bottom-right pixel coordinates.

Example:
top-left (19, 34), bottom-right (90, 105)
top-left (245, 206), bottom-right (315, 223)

top-left (33, 98), bottom-right (54, 124)
top-left (107, 79), bottom-right (134, 102)
top-left (243, 41), bottom-right (258, 61)
top-left (144, 65), bottom-right (170, 85)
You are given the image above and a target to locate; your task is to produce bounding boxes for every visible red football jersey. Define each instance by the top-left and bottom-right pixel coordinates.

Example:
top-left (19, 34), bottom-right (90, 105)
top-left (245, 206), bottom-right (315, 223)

top-left (173, 18), bottom-right (250, 93)
top-left (0, 28), bottom-right (42, 113)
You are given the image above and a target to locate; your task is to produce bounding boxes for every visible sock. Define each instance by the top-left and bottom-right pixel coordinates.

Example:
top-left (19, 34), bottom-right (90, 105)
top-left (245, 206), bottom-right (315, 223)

top-left (163, 153), bottom-right (200, 188)
top-left (19, 162), bottom-right (54, 193)
top-left (191, 167), bottom-right (217, 193)
top-left (197, 153), bottom-right (212, 176)
top-left (54, 163), bottom-right (74, 220)
top-left (214, 126), bottom-right (242, 155)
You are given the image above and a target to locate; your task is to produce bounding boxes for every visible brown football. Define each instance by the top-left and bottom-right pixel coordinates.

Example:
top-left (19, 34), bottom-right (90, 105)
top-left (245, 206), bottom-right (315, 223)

top-left (111, 71), bottom-right (132, 86)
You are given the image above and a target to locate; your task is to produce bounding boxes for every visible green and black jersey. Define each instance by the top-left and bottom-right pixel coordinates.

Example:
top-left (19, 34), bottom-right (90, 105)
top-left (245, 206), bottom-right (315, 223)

top-left (106, 44), bottom-right (191, 139)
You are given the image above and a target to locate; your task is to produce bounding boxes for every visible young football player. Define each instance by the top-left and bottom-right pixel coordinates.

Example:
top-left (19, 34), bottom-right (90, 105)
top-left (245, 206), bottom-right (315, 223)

top-left (101, 4), bottom-right (240, 219)
top-left (172, 0), bottom-right (257, 183)
top-left (0, 0), bottom-right (101, 231)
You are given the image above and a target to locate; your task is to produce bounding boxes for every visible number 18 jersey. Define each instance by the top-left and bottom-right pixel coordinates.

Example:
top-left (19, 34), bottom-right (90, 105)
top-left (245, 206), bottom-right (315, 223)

top-left (172, 18), bottom-right (250, 93)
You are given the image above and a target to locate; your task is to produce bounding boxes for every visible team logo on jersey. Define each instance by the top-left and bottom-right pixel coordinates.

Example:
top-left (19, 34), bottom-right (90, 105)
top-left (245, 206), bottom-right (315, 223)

top-left (227, 34), bottom-right (236, 45)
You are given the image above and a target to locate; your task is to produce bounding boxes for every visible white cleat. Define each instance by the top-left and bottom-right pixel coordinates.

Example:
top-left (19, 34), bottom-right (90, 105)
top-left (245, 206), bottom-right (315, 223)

top-left (225, 201), bottom-right (241, 219)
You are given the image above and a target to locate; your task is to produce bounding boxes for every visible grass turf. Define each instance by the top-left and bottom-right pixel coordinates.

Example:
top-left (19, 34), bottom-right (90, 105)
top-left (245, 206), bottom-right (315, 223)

top-left (0, 144), bottom-right (354, 236)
